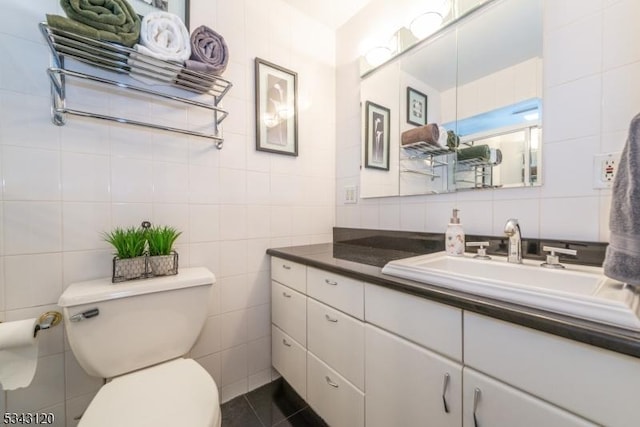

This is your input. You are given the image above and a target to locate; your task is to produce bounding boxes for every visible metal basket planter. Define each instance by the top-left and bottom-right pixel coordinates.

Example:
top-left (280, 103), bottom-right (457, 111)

top-left (111, 252), bottom-right (179, 283)
top-left (148, 252), bottom-right (179, 277)
top-left (112, 256), bottom-right (148, 282)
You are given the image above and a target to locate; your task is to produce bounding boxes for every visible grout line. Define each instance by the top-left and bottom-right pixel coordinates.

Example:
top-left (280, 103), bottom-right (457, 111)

top-left (272, 407), bottom-right (308, 427)
top-left (243, 394), bottom-right (267, 427)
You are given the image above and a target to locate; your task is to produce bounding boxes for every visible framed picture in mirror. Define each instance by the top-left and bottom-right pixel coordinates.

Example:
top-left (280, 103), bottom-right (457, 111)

top-left (407, 87), bottom-right (428, 126)
top-left (364, 101), bottom-right (390, 170)
top-left (255, 58), bottom-right (299, 156)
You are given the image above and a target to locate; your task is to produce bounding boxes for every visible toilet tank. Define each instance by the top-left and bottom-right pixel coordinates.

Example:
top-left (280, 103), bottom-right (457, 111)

top-left (58, 267), bottom-right (215, 379)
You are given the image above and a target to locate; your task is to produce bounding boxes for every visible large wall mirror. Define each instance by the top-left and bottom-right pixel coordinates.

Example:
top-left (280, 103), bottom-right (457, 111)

top-left (360, 0), bottom-right (543, 198)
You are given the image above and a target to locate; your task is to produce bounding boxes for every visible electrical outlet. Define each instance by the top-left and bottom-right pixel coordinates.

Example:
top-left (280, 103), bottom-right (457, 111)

top-left (593, 152), bottom-right (621, 189)
top-left (344, 185), bottom-right (358, 204)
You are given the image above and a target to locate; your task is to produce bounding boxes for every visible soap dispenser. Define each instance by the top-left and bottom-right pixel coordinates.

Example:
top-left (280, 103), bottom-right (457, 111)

top-left (445, 209), bottom-right (465, 256)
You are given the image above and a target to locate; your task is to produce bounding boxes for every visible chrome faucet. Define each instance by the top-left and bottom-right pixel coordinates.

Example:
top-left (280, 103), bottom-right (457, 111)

top-left (504, 218), bottom-right (522, 263)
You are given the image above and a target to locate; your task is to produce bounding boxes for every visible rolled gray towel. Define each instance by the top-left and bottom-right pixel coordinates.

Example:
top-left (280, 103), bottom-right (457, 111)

top-left (401, 123), bottom-right (440, 146)
top-left (184, 25), bottom-right (229, 76)
top-left (603, 112), bottom-right (640, 285)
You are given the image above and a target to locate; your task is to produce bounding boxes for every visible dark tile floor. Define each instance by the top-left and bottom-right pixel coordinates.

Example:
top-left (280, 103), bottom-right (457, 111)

top-left (221, 378), bottom-right (328, 427)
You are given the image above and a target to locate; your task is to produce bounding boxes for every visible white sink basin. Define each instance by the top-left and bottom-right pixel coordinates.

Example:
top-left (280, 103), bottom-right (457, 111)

top-left (382, 251), bottom-right (640, 330)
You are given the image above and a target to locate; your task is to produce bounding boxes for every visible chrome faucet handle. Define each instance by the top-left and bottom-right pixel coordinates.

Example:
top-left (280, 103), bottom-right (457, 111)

top-left (541, 246), bottom-right (577, 269)
top-left (466, 241), bottom-right (491, 260)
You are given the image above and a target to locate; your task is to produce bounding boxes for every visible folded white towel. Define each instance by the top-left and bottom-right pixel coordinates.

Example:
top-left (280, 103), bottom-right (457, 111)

top-left (136, 11), bottom-right (191, 62)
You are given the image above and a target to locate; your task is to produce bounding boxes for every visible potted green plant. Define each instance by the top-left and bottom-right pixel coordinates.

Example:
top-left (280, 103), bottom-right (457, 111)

top-left (103, 226), bottom-right (147, 282)
top-left (146, 225), bottom-right (181, 276)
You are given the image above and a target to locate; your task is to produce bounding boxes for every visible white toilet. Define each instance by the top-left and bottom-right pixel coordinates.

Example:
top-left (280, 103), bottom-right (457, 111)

top-left (58, 267), bottom-right (220, 427)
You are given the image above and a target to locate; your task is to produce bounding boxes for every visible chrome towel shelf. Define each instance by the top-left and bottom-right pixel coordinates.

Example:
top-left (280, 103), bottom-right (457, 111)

top-left (39, 22), bottom-right (232, 148)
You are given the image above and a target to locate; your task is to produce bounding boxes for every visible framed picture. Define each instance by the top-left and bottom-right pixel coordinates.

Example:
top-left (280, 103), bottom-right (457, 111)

top-left (254, 58), bottom-right (298, 156)
top-left (364, 101), bottom-right (390, 170)
top-left (407, 87), bottom-right (428, 126)
top-left (133, 0), bottom-right (190, 29)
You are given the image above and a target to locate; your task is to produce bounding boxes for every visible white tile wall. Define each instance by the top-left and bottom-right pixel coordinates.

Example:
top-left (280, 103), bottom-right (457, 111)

top-left (1, 0), bottom-right (335, 421)
top-left (336, 0), bottom-right (639, 243)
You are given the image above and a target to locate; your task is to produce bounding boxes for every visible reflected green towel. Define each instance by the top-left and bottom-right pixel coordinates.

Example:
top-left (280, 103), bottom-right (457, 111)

top-left (47, 0), bottom-right (140, 47)
top-left (446, 130), bottom-right (460, 149)
top-left (457, 144), bottom-right (491, 162)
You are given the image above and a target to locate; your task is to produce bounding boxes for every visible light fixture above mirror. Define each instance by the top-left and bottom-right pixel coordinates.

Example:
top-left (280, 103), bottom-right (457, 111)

top-left (360, 0), bottom-right (493, 77)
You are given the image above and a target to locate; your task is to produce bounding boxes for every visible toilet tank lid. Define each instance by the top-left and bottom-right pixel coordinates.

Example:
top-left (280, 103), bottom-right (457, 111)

top-left (58, 267), bottom-right (215, 307)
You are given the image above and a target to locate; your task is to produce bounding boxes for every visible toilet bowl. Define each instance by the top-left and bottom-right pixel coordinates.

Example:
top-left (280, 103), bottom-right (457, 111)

top-left (58, 267), bottom-right (220, 427)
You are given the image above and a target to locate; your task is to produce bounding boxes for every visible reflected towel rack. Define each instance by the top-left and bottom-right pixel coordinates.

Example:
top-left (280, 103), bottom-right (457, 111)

top-left (39, 22), bottom-right (232, 148)
top-left (401, 168), bottom-right (440, 178)
top-left (401, 142), bottom-right (452, 158)
top-left (456, 158), bottom-right (493, 168)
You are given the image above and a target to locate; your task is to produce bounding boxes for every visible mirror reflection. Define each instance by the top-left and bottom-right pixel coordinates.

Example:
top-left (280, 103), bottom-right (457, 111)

top-left (359, 0), bottom-right (543, 198)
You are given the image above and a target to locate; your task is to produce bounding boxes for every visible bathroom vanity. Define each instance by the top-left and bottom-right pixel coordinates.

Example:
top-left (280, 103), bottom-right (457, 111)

top-left (268, 234), bottom-right (640, 427)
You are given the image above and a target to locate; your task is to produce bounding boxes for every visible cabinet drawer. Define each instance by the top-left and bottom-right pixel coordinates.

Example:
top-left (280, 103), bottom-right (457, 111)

top-left (271, 281), bottom-right (307, 345)
top-left (464, 312), bottom-right (640, 427)
top-left (365, 283), bottom-right (462, 361)
top-left (463, 368), bottom-right (595, 427)
top-left (272, 325), bottom-right (306, 400)
top-left (271, 257), bottom-right (306, 293)
top-left (307, 267), bottom-right (364, 319)
top-left (307, 298), bottom-right (365, 390)
top-left (307, 351), bottom-right (364, 427)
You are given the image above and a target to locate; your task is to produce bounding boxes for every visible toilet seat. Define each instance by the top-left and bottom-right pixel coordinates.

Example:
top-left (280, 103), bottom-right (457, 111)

top-left (79, 358), bottom-right (220, 427)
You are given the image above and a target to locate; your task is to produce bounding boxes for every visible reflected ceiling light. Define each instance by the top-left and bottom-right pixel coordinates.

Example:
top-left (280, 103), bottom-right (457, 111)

top-left (409, 11), bottom-right (444, 39)
top-left (524, 112), bottom-right (539, 121)
top-left (365, 46), bottom-right (393, 67)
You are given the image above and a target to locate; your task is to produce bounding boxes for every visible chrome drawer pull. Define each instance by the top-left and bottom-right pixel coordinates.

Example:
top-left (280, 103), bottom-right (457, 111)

top-left (473, 387), bottom-right (481, 427)
top-left (282, 338), bottom-right (292, 347)
top-left (324, 279), bottom-right (338, 286)
top-left (282, 291), bottom-right (292, 298)
top-left (325, 376), bottom-right (339, 388)
top-left (325, 314), bottom-right (338, 323)
top-left (282, 264), bottom-right (291, 270)
top-left (442, 373), bottom-right (450, 413)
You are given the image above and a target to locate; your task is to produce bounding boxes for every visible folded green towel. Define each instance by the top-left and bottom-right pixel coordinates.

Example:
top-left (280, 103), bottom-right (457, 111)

top-left (47, 0), bottom-right (140, 47)
top-left (457, 144), bottom-right (491, 162)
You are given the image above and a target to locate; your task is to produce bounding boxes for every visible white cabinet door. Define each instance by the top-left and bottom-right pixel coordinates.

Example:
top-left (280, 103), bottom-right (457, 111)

top-left (463, 368), bottom-right (596, 427)
top-left (365, 324), bottom-right (462, 427)
top-left (464, 312), bottom-right (640, 427)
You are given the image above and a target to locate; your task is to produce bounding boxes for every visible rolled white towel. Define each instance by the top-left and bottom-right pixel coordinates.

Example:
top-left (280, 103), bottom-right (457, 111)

top-left (136, 11), bottom-right (191, 62)
top-left (490, 148), bottom-right (502, 165)
top-left (128, 11), bottom-right (189, 85)
top-left (437, 125), bottom-right (449, 148)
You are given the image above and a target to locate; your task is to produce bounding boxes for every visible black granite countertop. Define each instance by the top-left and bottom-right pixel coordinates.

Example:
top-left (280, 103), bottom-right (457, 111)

top-left (267, 239), bottom-right (640, 360)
